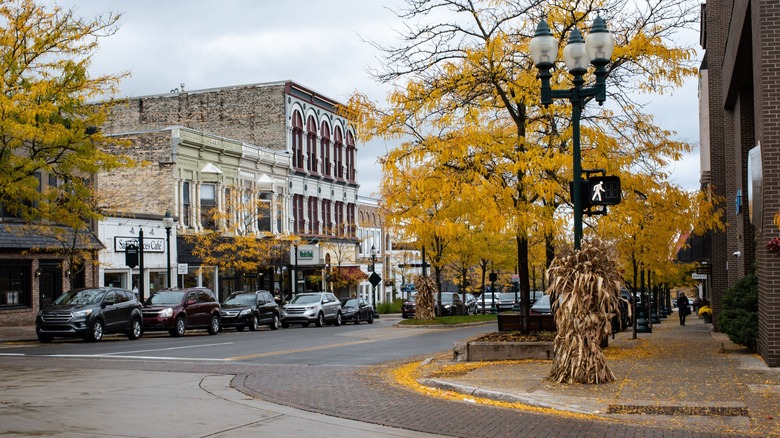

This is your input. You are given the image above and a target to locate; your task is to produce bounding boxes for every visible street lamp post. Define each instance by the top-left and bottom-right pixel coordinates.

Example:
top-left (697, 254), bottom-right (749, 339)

top-left (370, 244), bottom-right (377, 309)
top-left (530, 15), bottom-right (615, 250)
top-left (293, 242), bottom-right (299, 296)
top-left (162, 211), bottom-right (174, 288)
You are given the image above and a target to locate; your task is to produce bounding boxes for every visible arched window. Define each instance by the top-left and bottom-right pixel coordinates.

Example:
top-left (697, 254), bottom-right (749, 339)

top-left (320, 122), bottom-right (331, 177)
top-left (346, 131), bottom-right (356, 182)
top-left (334, 127), bottom-right (344, 179)
top-left (307, 116), bottom-right (318, 174)
top-left (292, 112), bottom-right (304, 170)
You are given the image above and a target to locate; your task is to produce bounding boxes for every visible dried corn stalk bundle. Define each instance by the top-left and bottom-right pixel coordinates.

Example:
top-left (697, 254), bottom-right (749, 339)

top-left (414, 275), bottom-right (437, 320)
top-left (546, 238), bottom-right (623, 384)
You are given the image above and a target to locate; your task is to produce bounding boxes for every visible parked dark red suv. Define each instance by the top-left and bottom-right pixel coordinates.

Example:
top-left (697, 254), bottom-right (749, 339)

top-left (142, 287), bottom-right (220, 336)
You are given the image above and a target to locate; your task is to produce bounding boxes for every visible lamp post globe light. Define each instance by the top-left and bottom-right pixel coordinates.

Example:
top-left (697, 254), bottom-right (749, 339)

top-left (530, 15), bottom-right (614, 250)
top-left (162, 211), bottom-right (174, 288)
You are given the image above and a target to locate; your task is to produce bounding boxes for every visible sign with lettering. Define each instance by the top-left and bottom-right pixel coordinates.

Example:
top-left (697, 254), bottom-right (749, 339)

top-left (115, 237), bottom-right (166, 253)
top-left (125, 244), bottom-right (138, 268)
top-left (298, 250), bottom-right (314, 259)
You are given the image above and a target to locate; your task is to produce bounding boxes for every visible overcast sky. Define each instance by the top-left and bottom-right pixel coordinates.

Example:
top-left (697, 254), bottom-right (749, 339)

top-left (53, 0), bottom-right (702, 197)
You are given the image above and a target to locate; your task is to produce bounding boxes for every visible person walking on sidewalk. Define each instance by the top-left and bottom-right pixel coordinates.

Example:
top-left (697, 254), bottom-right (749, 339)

top-left (676, 292), bottom-right (690, 326)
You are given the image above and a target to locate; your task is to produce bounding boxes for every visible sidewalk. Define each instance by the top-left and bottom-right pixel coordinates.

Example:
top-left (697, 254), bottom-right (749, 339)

top-left (417, 312), bottom-right (780, 437)
top-left (3, 314), bottom-right (778, 437)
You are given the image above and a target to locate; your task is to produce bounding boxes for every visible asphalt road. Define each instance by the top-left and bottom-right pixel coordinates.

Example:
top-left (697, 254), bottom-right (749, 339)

top-left (0, 316), bottom-right (492, 365)
top-left (0, 317), bottom-right (734, 437)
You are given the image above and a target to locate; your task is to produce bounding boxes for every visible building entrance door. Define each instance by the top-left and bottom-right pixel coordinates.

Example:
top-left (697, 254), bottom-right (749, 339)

top-left (38, 264), bottom-right (62, 307)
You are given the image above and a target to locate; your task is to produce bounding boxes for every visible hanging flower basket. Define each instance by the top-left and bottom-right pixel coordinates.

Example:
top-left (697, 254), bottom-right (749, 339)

top-left (766, 237), bottom-right (780, 254)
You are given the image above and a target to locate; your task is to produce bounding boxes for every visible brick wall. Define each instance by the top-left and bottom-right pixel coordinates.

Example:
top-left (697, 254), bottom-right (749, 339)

top-left (756, 0), bottom-right (780, 366)
top-left (705, 0), bottom-right (729, 323)
top-left (106, 83), bottom-right (288, 149)
top-left (97, 131), bottom-right (175, 217)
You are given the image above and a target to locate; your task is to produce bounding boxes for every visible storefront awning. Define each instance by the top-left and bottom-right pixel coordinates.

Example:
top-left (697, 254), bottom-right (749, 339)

top-left (0, 223), bottom-right (105, 250)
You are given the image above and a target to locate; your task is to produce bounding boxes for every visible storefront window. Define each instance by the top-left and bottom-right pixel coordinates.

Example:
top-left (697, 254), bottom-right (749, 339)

top-left (104, 272), bottom-right (126, 289)
top-left (0, 263), bottom-right (31, 308)
top-left (149, 271), bottom-right (168, 293)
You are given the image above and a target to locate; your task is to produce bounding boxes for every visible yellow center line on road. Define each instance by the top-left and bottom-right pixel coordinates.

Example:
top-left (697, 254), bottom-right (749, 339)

top-left (226, 338), bottom-right (377, 361)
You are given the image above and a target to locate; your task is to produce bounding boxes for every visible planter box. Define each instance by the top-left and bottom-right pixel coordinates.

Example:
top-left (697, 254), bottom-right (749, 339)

top-left (497, 312), bottom-right (556, 332)
top-left (453, 339), bottom-right (554, 362)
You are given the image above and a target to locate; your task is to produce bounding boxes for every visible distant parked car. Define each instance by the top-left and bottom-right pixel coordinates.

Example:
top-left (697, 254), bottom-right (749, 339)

top-left (435, 292), bottom-right (465, 316)
top-left (339, 297), bottom-right (374, 324)
top-left (281, 292), bottom-right (342, 328)
top-left (220, 290), bottom-right (281, 331)
top-left (476, 292), bottom-right (515, 313)
top-left (142, 287), bottom-right (220, 337)
top-left (36, 287), bottom-right (143, 342)
top-left (401, 293), bottom-right (417, 318)
top-left (530, 294), bottom-right (552, 314)
top-left (463, 293), bottom-right (478, 315)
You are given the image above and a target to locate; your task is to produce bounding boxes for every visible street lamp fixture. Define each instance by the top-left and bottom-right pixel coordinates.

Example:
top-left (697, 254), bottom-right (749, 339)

top-left (530, 15), bottom-right (614, 250)
top-left (162, 211), bottom-right (174, 288)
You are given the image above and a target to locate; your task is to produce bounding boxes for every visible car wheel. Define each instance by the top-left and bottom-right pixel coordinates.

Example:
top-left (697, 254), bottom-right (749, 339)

top-left (315, 312), bottom-right (325, 327)
top-left (127, 318), bottom-right (142, 340)
top-left (207, 315), bottom-right (220, 335)
top-left (37, 331), bottom-right (53, 343)
top-left (270, 314), bottom-right (280, 330)
top-left (249, 314), bottom-right (259, 331)
top-left (87, 319), bottom-right (104, 342)
top-left (368, 312), bottom-right (374, 324)
top-left (236, 325), bottom-right (245, 332)
top-left (170, 316), bottom-right (186, 337)
top-left (334, 312), bottom-right (342, 326)
top-left (281, 321), bottom-right (290, 328)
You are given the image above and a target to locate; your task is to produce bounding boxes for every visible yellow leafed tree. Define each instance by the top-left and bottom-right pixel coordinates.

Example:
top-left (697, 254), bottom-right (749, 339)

top-left (0, 0), bottom-right (132, 282)
top-left (345, 0), bottom-right (708, 333)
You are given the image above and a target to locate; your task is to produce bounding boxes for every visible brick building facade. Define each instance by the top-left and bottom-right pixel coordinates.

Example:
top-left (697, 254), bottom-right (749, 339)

top-left (702, 0), bottom-right (780, 366)
top-left (101, 81), bottom-right (361, 300)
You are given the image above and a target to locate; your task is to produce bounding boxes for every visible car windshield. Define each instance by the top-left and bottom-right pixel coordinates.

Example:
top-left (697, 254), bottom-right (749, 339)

top-left (148, 291), bottom-right (185, 305)
top-left (224, 293), bottom-right (255, 305)
top-left (289, 294), bottom-right (321, 304)
top-left (440, 293), bottom-right (459, 303)
top-left (531, 295), bottom-right (551, 310)
top-left (53, 289), bottom-right (105, 306)
top-left (340, 298), bottom-right (359, 307)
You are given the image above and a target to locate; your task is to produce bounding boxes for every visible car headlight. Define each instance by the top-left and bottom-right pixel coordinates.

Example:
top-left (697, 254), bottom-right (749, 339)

top-left (72, 309), bottom-right (93, 318)
top-left (240, 308), bottom-right (252, 316)
top-left (159, 308), bottom-right (173, 318)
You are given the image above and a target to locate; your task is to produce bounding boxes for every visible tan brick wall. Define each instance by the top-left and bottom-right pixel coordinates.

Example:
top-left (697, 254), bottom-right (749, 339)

top-left (97, 131), bottom-right (175, 217)
top-left (106, 83), bottom-right (288, 149)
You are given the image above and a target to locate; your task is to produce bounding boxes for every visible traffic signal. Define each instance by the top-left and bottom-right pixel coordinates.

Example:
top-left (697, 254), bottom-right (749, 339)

top-left (585, 176), bottom-right (621, 206)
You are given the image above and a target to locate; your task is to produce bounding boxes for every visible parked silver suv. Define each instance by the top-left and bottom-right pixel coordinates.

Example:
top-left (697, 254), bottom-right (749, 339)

top-left (281, 292), bottom-right (342, 328)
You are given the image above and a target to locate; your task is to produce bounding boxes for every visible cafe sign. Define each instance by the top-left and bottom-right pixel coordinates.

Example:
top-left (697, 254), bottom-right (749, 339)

top-left (115, 237), bottom-right (165, 253)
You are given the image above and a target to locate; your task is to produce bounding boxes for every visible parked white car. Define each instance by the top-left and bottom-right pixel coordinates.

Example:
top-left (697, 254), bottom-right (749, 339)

top-left (281, 292), bottom-right (342, 328)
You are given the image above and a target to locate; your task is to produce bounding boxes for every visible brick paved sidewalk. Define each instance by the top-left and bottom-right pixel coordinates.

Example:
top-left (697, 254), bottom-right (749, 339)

top-left (418, 311), bottom-right (780, 437)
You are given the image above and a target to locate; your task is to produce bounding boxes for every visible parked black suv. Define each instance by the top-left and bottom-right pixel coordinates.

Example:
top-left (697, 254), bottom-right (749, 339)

top-left (220, 290), bottom-right (281, 331)
top-left (142, 287), bottom-right (220, 336)
top-left (36, 287), bottom-right (143, 342)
